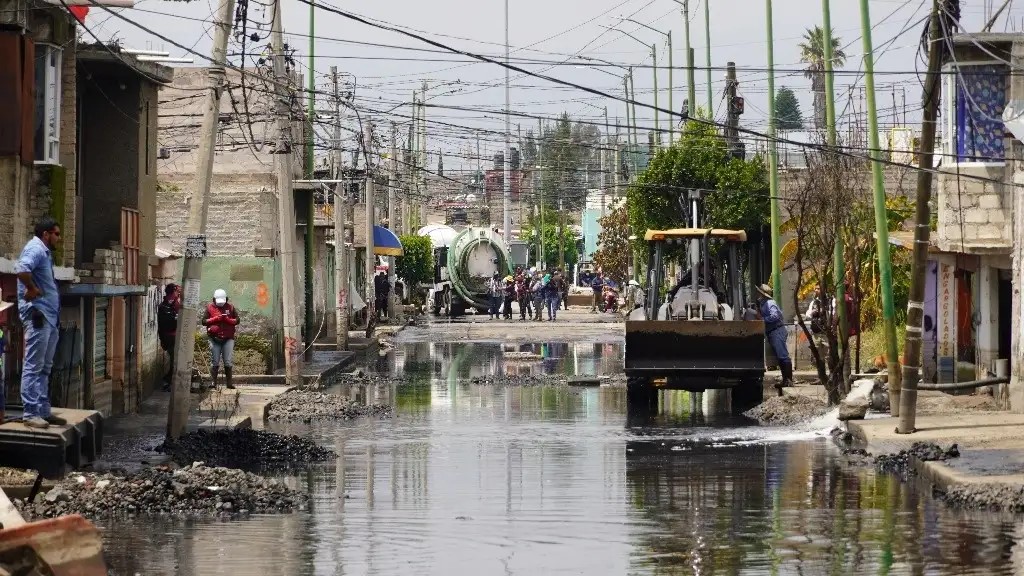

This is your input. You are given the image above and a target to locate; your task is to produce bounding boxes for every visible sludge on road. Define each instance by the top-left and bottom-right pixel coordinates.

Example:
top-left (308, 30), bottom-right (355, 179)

top-left (96, 335), bottom-right (1023, 576)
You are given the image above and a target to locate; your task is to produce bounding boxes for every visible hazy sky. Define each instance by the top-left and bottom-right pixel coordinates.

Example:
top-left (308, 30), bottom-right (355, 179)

top-left (91, 0), bottom-right (1018, 170)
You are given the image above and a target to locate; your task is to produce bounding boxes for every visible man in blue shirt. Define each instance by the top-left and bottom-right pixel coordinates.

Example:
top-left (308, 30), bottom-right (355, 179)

top-left (15, 217), bottom-right (66, 428)
top-left (756, 283), bottom-right (793, 389)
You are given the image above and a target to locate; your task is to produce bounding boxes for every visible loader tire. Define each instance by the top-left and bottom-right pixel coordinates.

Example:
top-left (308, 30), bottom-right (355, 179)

top-left (732, 375), bottom-right (764, 415)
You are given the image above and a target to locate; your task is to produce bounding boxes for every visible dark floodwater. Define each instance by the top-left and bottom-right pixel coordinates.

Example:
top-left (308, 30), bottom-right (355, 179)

top-left (98, 342), bottom-right (1024, 575)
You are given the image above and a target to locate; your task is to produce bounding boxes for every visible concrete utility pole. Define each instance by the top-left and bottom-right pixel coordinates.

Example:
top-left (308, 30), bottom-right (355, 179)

top-left (537, 117), bottom-right (544, 267)
top-left (602, 106), bottom-right (609, 216)
top-left (765, 0), bottom-right (783, 311)
top-left (704, 0), bottom-right (712, 115)
top-left (271, 0), bottom-right (302, 385)
top-left (859, 0), bottom-right (902, 411)
top-left (724, 62), bottom-right (740, 153)
top-left (303, 2), bottom-right (316, 363)
top-left (420, 80), bottom-right (429, 227)
top-left (503, 0), bottom-right (512, 244)
top-left (364, 121), bottom-right (376, 328)
top-left (680, 0), bottom-right (696, 117)
top-left (167, 0), bottom-right (235, 440)
top-left (388, 122), bottom-right (398, 319)
top-left (331, 67), bottom-right (348, 351)
top-left (898, 0), bottom-right (945, 432)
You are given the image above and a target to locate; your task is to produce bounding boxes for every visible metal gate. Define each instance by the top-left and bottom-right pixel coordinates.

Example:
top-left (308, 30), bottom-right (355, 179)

top-left (93, 298), bottom-right (107, 380)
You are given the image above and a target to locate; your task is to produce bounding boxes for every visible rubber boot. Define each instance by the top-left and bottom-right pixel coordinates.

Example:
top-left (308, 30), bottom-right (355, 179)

top-left (211, 366), bottom-right (219, 390)
top-left (780, 360), bottom-right (794, 388)
top-left (225, 366), bottom-right (235, 389)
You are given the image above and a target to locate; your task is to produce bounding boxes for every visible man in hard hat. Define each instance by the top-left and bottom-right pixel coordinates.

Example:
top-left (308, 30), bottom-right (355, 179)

top-left (755, 283), bottom-right (793, 390)
top-left (203, 289), bottom-right (240, 390)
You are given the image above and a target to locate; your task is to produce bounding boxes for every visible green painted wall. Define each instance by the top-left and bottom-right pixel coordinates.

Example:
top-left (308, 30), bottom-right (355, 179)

top-left (192, 256), bottom-right (282, 340)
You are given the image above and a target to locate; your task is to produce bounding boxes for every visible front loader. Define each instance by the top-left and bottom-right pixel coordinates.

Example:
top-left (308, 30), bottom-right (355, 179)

top-left (624, 228), bottom-right (765, 414)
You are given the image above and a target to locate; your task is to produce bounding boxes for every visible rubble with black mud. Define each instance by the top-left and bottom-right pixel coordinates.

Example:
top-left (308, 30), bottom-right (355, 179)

top-left (874, 442), bottom-right (960, 477)
top-left (267, 390), bottom-right (393, 422)
top-left (15, 463), bottom-right (308, 520)
top-left (467, 374), bottom-right (570, 387)
top-left (158, 429), bottom-right (335, 470)
top-left (743, 394), bottom-right (829, 426)
top-left (935, 483), bottom-right (1024, 513)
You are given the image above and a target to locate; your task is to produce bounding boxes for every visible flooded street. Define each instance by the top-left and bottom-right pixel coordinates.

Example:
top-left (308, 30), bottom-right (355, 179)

top-left (97, 336), bottom-right (1024, 575)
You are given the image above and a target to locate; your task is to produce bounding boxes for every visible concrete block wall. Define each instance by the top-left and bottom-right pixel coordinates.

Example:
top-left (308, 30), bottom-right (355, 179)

top-left (76, 244), bottom-right (127, 285)
top-left (155, 174), bottom-right (278, 258)
top-left (935, 164), bottom-right (1010, 253)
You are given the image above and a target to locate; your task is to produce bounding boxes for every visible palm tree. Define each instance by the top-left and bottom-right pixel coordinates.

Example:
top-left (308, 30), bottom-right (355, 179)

top-left (799, 26), bottom-right (846, 131)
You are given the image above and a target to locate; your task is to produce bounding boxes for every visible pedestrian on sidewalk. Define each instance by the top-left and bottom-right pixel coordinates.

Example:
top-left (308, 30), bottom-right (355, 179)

top-left (203, 288), bottom-right (240, 390)
top-left (530, 272), bottom-right (545, 321)
top-left (157, 283), bottom-right (181, 392)
top-left (516, 272), bottom-right (530, 320)
top-left (559, 269), bottom-right (570, 310)
top-left (544, 273), bottom-right (559, 321)
top-left (15, 217), bottom-right (67, 429)
top-left (755, 284), bottom-right (793, 390)
top-left (503, 276), bottom-right (515, 320)
top-left (488, 273), bottom-right (503, 320)
top-left (374, 271), bottom-right (391, 322)
top-left (590, 272), bottom-right (604, 312)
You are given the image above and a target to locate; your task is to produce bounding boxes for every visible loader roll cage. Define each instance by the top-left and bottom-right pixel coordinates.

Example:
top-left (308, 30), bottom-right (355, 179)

top-left (641, 228), bottom-right (749, 319)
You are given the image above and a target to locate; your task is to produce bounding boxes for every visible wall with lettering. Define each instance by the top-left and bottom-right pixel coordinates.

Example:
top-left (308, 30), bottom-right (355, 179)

top-left (936, 258), bottom-right (957, 382)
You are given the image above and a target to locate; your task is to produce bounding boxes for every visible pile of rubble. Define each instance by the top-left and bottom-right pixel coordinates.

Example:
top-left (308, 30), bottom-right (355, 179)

top-left (159, 429), bottom-right (335, 469)
top-left (743, 395), bottom-right (829, 426)
top-left (267, 390), bottom-right (393, 423)
top-left (16, 463), bottom-right (308, 519)
top-left (874, 442), bottom-right (960, 477)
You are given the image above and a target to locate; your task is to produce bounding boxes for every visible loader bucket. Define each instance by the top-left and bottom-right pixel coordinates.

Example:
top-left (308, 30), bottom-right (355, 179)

top-left (624, 320), bottom-right (766, 377)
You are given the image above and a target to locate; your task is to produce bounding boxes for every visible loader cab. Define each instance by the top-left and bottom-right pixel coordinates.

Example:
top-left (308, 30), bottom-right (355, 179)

top-left (633, 228), bottom-right (750, 322)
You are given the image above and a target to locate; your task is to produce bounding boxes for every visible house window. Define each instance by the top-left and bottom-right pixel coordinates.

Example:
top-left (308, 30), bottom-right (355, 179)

top-left (34, 44), bottom-right (62, 164)
top-left (943, 62), bottom-right (1007, 164)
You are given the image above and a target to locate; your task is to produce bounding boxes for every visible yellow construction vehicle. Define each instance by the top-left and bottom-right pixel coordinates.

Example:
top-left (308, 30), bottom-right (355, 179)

top-left (625, 228), bottom-right (765, 414)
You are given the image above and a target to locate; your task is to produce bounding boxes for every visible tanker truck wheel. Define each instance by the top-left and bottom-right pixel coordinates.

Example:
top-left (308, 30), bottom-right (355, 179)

top-left (432, 291), bottom-right (443, 316)
top-left (732, 375), bottom-right (764, 415)
top-left (442, 289), bottom-right (452, 317)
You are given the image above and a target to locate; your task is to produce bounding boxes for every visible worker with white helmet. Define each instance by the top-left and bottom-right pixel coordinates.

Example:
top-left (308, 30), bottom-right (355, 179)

top-left (202, 288), bottom-right (240, 389)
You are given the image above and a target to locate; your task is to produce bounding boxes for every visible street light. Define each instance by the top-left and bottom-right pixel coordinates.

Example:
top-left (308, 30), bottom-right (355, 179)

top-left (602, 24), bottom-right (660, 144)
top-left (623, 19), bottom-right (673, 143)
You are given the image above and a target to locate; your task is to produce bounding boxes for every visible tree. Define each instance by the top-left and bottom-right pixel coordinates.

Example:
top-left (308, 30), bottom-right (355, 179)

top-left (775, 87), bottom-right (804, 131)
top-left (593, 205), bottom-right (629, 286)
top-left (520, 206), bottom-right (579, 270)
top-left (395, 235), bottom-right (434, 303)
top-left (799, 26), bottom-right (846, 131)
top-left (628, 120), bottom-right (770, 242)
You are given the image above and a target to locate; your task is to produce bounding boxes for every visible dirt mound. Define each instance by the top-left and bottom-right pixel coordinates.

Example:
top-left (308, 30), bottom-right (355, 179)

top-left (159, 429), bottom-right (335, 470)
top-left (743, 394), bottom-right (830, 426)
top-left (267, 390), bottom-right (393, 422)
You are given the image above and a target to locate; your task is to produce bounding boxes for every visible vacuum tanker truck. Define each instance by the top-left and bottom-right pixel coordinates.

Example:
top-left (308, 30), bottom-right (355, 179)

top-left (418, 225), bottom-right (513, 317)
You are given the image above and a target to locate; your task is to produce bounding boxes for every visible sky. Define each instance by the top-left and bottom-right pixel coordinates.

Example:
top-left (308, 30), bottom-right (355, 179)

top-left (88, 0), bottom-right (1021, 172)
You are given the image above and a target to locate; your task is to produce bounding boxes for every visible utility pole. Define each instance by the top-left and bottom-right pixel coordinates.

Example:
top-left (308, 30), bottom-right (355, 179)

top-left (724, 62), bottom-right (740, 153)
top-left (410, 90), bottom-right (418, 231)
top-left (628, 68), bottom-right (639, 157)
top-left (167, 0), bottom-right (235, 439)
top-left (602, 106), bottom-right (609, 216)
top-left (331, 67), bottom-right (348, 352)
top-left (538, 117), bottom-right (544, 267)
top-left (388, 122), bottom-right (398, 319)
top-left (303, 0), bottom-right (315, 363)
top-left (651, 44), bottom-right (660, 146)
top-left (704, 0), bottom-right (712, 115)
top-left (271, 0), bottom-right (302, 386)
top-left (898, 0), bottom-right (945, 432)
top-left (765, 0), bottom-right (783, 311)
top-left (503, 0), bottom-right (512, 244)
top-left (821, 0), bottom-right (849, 378)
top-left (420, 81), bottom-right (429, 227)
top-left (860, 0), bottom-right (902, 412)
top-left (622, 75), bottom-right (633, 150)
top-left (364, 121), bottom-right (376, 328)
top-left (682, 0), bottom-right (696, 117)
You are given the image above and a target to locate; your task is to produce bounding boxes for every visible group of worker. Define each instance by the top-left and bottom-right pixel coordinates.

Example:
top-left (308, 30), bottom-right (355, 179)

top-left (487, 267), bottom-right (572, 321)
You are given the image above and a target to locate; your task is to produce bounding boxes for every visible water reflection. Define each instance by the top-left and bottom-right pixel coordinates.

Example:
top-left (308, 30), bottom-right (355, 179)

top-left (95, 342), bottom-right (1024, 575)
top-left (378, 341), bottom-right (624, 380)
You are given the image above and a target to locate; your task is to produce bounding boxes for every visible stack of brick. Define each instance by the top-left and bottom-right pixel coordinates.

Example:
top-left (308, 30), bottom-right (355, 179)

top-left (76, 243), bottom-right (126, 285)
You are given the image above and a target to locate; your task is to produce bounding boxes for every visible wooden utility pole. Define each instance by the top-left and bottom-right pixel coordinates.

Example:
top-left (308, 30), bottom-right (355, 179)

top-left (331, 66), bottom-right (349, 351)
top-left (724, 62), bottom-right (740, 154)
top-left (167, 0), bottom-right (235, 439)
top-left (898, 0), bottom-right (946, 433)
top-left (271, 0), bottom-right (302, 385)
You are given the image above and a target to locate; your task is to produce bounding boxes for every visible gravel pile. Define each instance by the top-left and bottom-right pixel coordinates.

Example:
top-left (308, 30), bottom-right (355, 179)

top-left (159, 429), bottom-right (335, 470)
top-left (743, 394), bottom-right (829, 426)
top-left (267, 390), bottom-right (393, 422)
top-left (15, 463), bottom-right (308, 520)
top-left (937, 483), bottom-right (1024, 512)
top-left (874, 442), bottom-right (960, 477)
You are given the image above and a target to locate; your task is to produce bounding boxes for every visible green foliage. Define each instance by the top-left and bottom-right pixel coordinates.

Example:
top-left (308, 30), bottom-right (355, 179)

top-left (194, 332), bottom-right (271, 374)
top-left (626, 121), bottom-right (770, 246)
top-left (775, 87), bottom-right (804, 131)
top-left (395, 235), bottom-right (434, 286)
top-left (593, 205), bottom-right (630, 286)
top-left (520, 206), bottom-right (579, 270)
